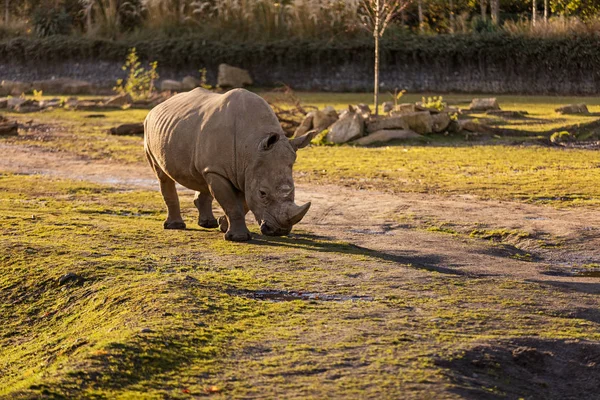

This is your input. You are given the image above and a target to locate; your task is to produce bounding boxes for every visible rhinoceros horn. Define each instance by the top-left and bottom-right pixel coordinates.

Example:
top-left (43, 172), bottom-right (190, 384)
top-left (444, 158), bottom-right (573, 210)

top-left (288, 202), bottom-right (311, 225)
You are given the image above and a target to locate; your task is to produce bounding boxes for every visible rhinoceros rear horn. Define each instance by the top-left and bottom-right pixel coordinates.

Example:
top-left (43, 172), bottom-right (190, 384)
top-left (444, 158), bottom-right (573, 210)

top-left (288, 202), bottom-right (311, 225)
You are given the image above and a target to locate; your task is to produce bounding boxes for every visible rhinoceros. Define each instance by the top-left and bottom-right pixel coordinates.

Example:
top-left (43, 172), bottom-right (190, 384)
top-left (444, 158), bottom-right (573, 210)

top-left (144, 88), bottom-right (316, 241)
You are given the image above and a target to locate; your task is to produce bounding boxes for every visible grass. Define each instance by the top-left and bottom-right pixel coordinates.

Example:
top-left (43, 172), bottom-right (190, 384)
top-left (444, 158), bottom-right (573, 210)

top-left (3, 92), bottom-right (600, 207)
top-left (1, 173), bottom-right (599, 398)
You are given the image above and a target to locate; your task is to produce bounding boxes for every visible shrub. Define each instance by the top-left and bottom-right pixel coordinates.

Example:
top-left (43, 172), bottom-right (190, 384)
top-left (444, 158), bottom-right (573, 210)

top-left (113, 47), bottom-right (159, 100)
top-left (32, 7), bottom-right (72, 37)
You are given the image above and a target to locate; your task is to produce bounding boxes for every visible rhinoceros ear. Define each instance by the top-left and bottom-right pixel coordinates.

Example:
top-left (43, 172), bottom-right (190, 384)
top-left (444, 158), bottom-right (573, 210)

top-left (260, 133), bottom-right (280, 151)
top-left (290, 130), bottom-right (318, 151)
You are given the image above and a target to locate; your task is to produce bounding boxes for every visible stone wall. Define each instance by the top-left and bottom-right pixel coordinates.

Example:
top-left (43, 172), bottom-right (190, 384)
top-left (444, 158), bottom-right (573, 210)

top-left (0, 57), bottom-right (598, 95)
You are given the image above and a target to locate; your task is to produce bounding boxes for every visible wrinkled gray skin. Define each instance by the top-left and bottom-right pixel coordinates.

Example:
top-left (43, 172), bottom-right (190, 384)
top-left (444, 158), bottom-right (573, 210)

top-left (144, 88), bottom-right (316, 241)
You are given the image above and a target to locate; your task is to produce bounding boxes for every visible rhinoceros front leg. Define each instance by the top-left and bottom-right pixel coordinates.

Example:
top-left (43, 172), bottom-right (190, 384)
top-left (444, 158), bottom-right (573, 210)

top-left (158, 175), bottom-right (186, 230)
top-left (193, 192), bottom-right (219, 229)
top-left (205, 173), bottom-right (251, 242)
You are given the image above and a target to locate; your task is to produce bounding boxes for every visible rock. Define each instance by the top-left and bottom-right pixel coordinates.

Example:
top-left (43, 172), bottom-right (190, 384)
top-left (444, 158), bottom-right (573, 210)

top-left (39, 98), bottom-right (62, 109)
top-left (326, 110), bottom-right (364, 144)
top-left (7, 97), bottom-right (27, 110)
top-left (58, 272), bottom-right (84, 285)
top-left (458, 120), bottom-right (495, 134)
top-left (104, 93), bottom-right (133, 107)
top-left (400, 111), bottom-right (433, 134)
top-left (366, 115), bottom-right (409, 133)
top-left (140, 328), bottom-right (153, 333)
top-left (182, 76), bottom-right (201, 90)
top-left (74, 100), bottom-right (103, 110)
top-left (469, 98), bottom-right (500, 111)
top-left (294, 112), bottom-right (314, 137)
top-left (486, 110), bottom-right (528, 118)
top-left (312, 106), bottom-right (338, 132)
top-left (390, 103), bottom-right (416, 115)
top-left (431, 113), bottom-right (451, 133)
top-left (353, 129), bottom-right (423, 145)
top-left (217, 64), bottom-right (253, 88)
top-left (0, 97), bottom-right (7, 108)
top-left (1, 80), bottom-right (32, 96)
top-left (109, 123), bottom-right (144, 136)
top-left (14, 100), bottom-right (41, 113)
top-left (355, 103), bottom-right (371, 119)
top-left (160, 79), bottom-right (183, 91)
top-left (382, 101), bottom-right (394, 113)
top-left (555, 104), bottom-right (589, 115)
top-left (0, 121), bottom-right (18, 136)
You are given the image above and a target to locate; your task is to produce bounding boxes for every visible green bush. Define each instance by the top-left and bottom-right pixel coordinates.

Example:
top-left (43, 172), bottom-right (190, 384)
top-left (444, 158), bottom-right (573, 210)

top-left (32, 8), bottom-right (72, 37)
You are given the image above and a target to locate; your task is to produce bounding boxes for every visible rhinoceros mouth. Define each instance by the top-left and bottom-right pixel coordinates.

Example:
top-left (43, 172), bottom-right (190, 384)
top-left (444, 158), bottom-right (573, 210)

top-left (260, 220), bottom-right (291, 236)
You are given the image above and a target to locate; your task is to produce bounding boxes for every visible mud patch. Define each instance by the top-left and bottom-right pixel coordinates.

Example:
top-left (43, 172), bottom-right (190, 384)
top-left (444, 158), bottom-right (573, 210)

top-left (437, 338), bottom-right (600, 399)
top-left (228, 289), bottom-right (373, 302)
top-left (541, 265), bottom-right (600, 278)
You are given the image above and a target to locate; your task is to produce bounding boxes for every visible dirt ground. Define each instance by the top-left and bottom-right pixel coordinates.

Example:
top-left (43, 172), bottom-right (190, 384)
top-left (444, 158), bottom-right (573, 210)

top-left (2, 142), bottom-right (599, 290)
top-left (2, 140), bottom-right (600, 398)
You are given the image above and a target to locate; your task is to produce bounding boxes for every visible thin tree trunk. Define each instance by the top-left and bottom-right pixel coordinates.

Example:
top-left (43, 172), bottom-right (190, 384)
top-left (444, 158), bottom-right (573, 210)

top-left (544, 0), bottom-right (548, 22)
top-left (480, 0), bottom-right (487, 20)
top-left (374, 0), bottom-right (380, 116)
top-left (449, 0), bottom-right (454, 33)
top-left (491, 0), bottom-right (499, 24)
top-left (532, 0), bottom-right (537, 26)
top-left (4, 0), bottom-right (8, 25)
top-left (417, 0), bottom-right (424, 33)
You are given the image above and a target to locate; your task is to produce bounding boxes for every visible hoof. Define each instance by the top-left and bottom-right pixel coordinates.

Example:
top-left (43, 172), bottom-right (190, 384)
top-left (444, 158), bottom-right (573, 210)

top-left (164, 221), bottom-right (186, 230)
top-left (224, 231), bottom-right (252, 242)
top-left (198, 218), bottom-right (219, 229)
top-left (218, 216), bottom-right (228, 233)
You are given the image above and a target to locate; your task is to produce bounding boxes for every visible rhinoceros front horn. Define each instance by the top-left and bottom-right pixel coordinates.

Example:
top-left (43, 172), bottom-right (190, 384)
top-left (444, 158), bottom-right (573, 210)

top-left (288, 202), bottom-right (311, 226)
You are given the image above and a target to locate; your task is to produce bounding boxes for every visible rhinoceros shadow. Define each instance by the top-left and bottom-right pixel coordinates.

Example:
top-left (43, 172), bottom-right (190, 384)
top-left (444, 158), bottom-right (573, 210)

top-left (251, 232), bottom-right (465, 276)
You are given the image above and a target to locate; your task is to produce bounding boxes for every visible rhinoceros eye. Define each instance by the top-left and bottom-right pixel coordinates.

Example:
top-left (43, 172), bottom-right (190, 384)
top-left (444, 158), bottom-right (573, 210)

top-left (259, 190), bottom-right (268, 199)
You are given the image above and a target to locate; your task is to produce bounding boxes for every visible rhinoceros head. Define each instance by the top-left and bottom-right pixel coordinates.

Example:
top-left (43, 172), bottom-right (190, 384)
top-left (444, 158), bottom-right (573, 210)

top-left (245, 130), bottom-right (316, 236)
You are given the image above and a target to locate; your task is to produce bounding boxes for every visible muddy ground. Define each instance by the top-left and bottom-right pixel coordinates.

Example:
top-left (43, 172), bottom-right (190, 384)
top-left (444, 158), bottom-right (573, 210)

top-left (1, 138), bottom-right (600, 398)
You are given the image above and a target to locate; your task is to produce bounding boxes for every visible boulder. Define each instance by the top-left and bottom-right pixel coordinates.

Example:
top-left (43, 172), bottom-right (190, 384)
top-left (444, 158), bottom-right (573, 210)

top-left (555, 104), bottom-right (589, 115)
top-left (182, 76), bottom-right (201, 90)
top-left (382, 101), bottom-right (394, 114)
top-left (217, 64), bottom-right (253, 88)
top-left (109, 123), bottom-right (145, 136)
top-left (312, 106), bottom-right (338, 132)
top-left (458, 120), bottom-right (495, 134)
top-left (160, 80), bottom-right (183, 91)
top-left (7, 97), bottom-right (27, 110)
top-left (104, 93), bottom-right (133, 107)
top-left (469, 98), bottom-right (500, 112)
top-left (390, 103), bottom-right (416, 115)
top-left (431, 112), bottom-right (451, 133)
top-left (400, 111), bottom-right (433, 134)
top-left (0, 121), bottom-right (18, 136)
top-left (74, 100), bottom-right (103, 110)
top-left (355, 103), bottom-right (371, 119)
top-left (353, 129), bottom-right (423, 145)
top-left (326, 110), bottom-right (364, 144)
top-left (294, 112), bottom-right (314, 137)
top-left (366, 115), bottom-right (409, 133)
top-left (39, 98), bottom-right (62, 109)
top-left (14, 100), bottom-right (41, 113)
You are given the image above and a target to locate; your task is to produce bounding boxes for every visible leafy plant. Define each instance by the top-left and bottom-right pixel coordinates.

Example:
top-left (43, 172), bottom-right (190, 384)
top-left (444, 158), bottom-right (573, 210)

top-left (550, 130), bottom-right (575, 144)
top-left (199, 68), bottom-right (212, 90)
top-left (421, 96), bottom-right (446, 111)
top-left (32, 90), bottom-right (43, 102)
top-left (113, 47), bottom-right (159, 100)
top-left (390, 88), bottom-right (407, 107)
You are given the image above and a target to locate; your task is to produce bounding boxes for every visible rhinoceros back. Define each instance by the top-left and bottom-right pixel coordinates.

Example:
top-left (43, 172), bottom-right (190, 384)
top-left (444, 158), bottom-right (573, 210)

top-left (144, 88), bottom-right (283, 191)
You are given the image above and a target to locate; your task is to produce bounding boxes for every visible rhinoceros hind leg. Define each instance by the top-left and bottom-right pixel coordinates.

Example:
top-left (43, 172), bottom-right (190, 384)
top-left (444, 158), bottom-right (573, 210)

top-left (194, 192), bottom-right (218, 228)
top-left (157, 172), bottom-right (185, 229)
top-left (206, 173), bottom-right (251, 242)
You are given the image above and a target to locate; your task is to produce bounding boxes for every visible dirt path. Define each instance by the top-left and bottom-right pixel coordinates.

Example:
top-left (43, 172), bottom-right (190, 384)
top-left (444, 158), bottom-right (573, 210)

top-left (2, 142), bottom-right (599, 293)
